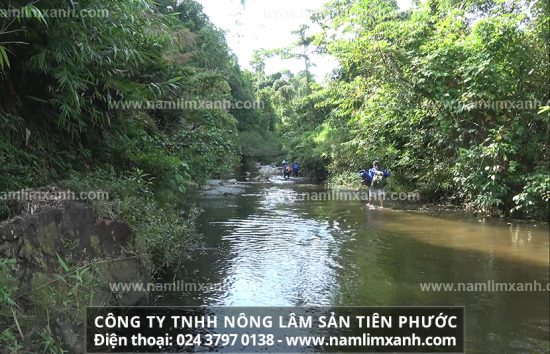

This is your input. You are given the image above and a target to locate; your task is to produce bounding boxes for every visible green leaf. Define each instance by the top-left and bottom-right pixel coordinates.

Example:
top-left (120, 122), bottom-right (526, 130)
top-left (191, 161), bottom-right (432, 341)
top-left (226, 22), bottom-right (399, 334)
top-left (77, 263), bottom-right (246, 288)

top-left (0, 46), bottom-right (10, 70)
top-left (56, 253), bottom-right (70, 272)
top-left (167, 76), bottom-right (183, 84)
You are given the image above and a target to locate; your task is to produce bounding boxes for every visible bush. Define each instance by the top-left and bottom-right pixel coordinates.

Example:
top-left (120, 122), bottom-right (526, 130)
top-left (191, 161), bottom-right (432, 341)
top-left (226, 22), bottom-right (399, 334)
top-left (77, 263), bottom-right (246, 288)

top-left (60, 169), bottom-right (201, 272)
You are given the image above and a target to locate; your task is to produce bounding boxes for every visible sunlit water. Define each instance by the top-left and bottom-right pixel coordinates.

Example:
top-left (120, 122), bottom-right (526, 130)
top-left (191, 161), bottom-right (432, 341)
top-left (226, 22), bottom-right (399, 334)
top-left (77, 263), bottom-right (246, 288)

top-left (159, 179), bottom-right (549, 353)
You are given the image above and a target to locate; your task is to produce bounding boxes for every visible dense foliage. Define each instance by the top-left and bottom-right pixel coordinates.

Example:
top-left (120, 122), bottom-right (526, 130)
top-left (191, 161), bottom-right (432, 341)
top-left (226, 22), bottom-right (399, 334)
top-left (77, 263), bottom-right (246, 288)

top-left (0, 0), bottom-right (276, 350)
top-left (0, 0), bottom-right (278, 217)
top-left (258, 0), bottom-right (549, 218)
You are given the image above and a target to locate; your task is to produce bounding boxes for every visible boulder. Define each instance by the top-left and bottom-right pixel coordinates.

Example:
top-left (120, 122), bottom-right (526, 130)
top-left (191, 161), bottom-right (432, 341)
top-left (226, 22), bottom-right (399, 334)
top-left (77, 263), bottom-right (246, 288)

top-left (0, 201), bottom-right (150, 353)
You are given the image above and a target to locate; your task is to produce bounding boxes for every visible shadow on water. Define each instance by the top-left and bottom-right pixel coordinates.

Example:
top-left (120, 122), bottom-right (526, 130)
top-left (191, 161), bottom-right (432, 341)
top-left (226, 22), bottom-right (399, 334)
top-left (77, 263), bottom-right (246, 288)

top-left (158, 182), bottom-right (549, 353)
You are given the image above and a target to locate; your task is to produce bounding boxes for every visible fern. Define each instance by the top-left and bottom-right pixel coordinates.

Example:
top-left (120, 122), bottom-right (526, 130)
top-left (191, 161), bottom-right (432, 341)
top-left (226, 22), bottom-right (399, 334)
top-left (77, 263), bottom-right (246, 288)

top-left (0, 46), bottom-right (9, 70)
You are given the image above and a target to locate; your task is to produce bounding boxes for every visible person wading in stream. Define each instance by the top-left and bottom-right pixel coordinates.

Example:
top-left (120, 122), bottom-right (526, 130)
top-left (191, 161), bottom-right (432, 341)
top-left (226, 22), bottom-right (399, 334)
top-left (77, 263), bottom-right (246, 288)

top-left (282, 160), bottom-right (288, 178)
top-left (292, 161), bottom-right (300, 177)
top-left (360, 160), bottom-right (390, 208)
top-left (284, 165), bottom-right (292, 179)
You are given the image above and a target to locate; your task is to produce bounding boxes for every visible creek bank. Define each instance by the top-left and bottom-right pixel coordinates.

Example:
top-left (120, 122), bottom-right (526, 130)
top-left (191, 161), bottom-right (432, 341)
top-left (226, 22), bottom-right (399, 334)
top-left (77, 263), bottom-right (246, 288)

top-left (0, 199), bottom-right (150, 352)
top-left (328, 182), bottom-right (547, 223)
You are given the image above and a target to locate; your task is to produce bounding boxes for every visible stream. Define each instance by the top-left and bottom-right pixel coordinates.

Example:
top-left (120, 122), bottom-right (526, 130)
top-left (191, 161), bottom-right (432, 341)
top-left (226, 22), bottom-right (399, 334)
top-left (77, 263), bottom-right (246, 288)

top-left (158, 177), bottom-right (549, 353)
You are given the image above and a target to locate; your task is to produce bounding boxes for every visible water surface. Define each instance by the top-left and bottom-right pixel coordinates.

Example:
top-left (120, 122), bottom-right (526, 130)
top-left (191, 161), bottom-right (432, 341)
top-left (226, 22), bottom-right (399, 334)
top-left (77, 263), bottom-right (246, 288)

top-left (161, 180), bottom-right (549, 353)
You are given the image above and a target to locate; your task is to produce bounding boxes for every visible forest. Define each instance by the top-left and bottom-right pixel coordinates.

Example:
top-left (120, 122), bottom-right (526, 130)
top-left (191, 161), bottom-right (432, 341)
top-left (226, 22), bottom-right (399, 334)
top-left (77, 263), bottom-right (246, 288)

top-left (253, 0), bottom-right (549, 219)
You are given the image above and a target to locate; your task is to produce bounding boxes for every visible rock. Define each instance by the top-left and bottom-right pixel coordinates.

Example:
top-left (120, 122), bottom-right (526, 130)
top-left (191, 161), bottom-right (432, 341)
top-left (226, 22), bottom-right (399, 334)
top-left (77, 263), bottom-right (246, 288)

top-left (206, 179), bottom-right (223, 186)
top-left (55, 317), bottom-right (83, 353)
top-left (0, 201), bottom-right (147, 284)
top-left (0, 201), bottom-right (150, 352)
top-left (202, 184), bottom-right (247, 196)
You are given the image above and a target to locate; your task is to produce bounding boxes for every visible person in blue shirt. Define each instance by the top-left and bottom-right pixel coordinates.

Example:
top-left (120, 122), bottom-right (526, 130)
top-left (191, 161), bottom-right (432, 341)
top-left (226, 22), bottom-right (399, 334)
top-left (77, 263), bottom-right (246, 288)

top-left (362, 160), bottom-right (390, 208)
top-left (368, 160), bottom-right (390, 208)
top-left (292, 161), bottom-right (300, 177)
top-left (359, 169), bottom-right (370, 186)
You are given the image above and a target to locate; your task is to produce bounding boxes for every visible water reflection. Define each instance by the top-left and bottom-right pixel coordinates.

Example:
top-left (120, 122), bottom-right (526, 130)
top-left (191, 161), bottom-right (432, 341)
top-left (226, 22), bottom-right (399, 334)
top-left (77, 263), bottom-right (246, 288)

top-left (208, 186), bottom-right (340, 306)
top-left (162, 183), bottom-right (549, 353)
